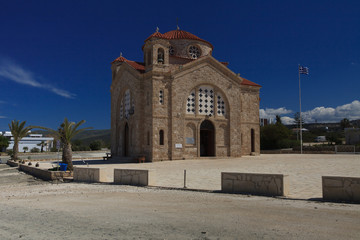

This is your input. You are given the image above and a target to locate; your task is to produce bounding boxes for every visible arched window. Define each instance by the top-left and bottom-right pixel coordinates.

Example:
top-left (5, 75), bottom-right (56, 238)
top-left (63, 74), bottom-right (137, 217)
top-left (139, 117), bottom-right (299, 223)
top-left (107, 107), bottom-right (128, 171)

top-left (157, 48), bottom-right (164, 64)
top-left (159, 130), bottom-right (164, 145)
top-left (186, 85), bottom-right (227, 117)
top-left (251, 129), bottom-right (255, 152)
top-left (147, 131), bottom-right (150, 145)
top-left (120, 89), bottom-right (134, 119)
top-left (120, 89), bottom-right (135, 119)
top-left (159, 90), bottom-right (164, 104)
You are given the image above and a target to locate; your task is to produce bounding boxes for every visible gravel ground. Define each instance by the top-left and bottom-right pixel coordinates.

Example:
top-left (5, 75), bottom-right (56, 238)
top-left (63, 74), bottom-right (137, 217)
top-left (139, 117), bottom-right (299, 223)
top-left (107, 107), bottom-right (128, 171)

top-left (39, 154), bottom-right (360, 199)
top-left (1, 164), bottom-right (360, 240)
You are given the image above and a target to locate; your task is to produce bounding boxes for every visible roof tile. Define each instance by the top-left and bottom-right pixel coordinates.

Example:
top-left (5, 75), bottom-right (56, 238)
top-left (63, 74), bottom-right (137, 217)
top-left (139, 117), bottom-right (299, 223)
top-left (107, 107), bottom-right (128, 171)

top-left (145, 29), bottom-right (213, 48)
top-left (111, 56), bottom-right (145, 73)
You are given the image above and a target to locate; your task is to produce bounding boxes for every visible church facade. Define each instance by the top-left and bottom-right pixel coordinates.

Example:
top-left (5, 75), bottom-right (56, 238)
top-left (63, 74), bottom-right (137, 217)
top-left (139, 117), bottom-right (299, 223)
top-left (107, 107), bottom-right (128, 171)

top-left (110, 28), bottom-right (261, 161)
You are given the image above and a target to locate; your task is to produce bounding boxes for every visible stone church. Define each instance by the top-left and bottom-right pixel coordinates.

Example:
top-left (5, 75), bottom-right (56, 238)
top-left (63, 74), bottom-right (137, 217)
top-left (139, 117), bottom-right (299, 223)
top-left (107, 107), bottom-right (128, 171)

top-left (110, 28), bottom-right (261, 161)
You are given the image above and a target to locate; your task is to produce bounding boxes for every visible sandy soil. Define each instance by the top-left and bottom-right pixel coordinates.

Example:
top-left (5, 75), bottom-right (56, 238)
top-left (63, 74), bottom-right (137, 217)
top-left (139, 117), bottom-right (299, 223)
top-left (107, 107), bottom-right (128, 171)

top-left (40, 154), bottom-right (360, 199)
top-left (1, 164), bottom-right (360, 240)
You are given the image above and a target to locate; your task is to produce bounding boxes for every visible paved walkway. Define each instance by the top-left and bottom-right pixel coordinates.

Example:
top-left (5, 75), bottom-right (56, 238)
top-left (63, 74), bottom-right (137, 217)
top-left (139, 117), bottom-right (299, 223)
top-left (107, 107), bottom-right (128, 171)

top-left (41, 154), bottom-right (360, 199)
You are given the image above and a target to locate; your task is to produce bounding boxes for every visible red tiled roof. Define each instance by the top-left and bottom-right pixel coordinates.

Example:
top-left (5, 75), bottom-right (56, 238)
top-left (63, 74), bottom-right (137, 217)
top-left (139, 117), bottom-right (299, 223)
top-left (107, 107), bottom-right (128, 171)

top-left (144, 31), bottom-right (164, 42)
top-left (145, 29), bottom-right (213, 48)
top-left (241, 77), bottom-right (261, 87)
top-left (111, 56), bottom-right (145, 73)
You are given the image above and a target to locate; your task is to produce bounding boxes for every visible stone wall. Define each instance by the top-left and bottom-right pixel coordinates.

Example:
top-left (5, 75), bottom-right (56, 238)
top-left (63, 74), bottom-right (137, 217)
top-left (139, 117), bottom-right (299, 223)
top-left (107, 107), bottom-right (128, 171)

top-left (73, 167), bottom-right (107, 183)
top-left (6, 160), bottom-right (19, 167)
top-left (322, 176), bottom-right (360, 202)
top-left (18, 164), bottom-right (72, 181)
top-left (221, 172), bottom-right (289, 196)
top-left (114, 169), bottom-right (155, 186)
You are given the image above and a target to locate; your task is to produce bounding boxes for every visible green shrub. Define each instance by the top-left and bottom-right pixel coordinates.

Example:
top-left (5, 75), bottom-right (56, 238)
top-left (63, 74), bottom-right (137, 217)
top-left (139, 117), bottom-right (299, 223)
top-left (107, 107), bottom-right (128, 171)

top-left (72, 145), bottom-right (90, 151)
top-left (89, 140), bottom-right (103, 151)
top-left (278, 139), bottom-right (300, 149)
top-left (260, 124), bottom-right (292, 150)
top-left (30, 147), bottom-right (40, 153)
top-left (50, 147), bottom-right (58, 152)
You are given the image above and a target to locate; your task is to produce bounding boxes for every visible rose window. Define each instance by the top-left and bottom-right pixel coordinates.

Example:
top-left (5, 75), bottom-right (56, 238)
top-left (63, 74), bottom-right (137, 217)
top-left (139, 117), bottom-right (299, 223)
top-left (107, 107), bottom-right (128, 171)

top-left (188, 45), bottom-right (201, 59)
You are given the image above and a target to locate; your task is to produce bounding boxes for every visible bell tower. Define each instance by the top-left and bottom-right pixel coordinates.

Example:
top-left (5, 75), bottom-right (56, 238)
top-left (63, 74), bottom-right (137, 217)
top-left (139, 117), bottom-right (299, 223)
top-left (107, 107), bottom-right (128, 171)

top-left (143, 28), bottom-right (170, 72)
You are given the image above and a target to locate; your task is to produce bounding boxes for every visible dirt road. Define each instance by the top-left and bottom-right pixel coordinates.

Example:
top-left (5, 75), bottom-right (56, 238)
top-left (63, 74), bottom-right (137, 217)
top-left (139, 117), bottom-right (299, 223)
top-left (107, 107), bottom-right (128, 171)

top-left (0, 164), bottom-right (359, 239)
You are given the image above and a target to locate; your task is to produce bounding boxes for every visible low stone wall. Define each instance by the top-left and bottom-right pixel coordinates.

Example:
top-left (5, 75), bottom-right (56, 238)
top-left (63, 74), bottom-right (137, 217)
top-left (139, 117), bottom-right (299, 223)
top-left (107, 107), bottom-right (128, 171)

top-left (6, 160), bottom-right (19, 167)
top-left (322, 176), bottom-right (360, 202)
top-left (73, 167), bottom-right (107, 183)
top-left (19, 164), bottom-right (72, 181)
top-left (222, 172), bottom-right (289, 196)
top-left (114, 169), bottom-right (155, 186)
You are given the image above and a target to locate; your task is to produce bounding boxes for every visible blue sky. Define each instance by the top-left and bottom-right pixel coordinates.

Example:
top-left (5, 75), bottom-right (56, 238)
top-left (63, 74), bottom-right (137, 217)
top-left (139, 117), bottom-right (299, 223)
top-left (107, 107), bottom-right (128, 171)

top-left (0, 0), bottom-right (359, 129)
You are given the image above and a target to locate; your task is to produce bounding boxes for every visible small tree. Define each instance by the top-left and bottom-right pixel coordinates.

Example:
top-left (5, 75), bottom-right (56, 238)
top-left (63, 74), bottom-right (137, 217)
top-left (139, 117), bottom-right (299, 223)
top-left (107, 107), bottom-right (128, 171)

top-left (9, 120), bottom-right (32, 160)
top-left (260, 123), bottom-right (293, 150)
top-left (89, 140), bottom-right (103, 151)
top-left (275, 115), bottom-right (282, 125)
top-left (31, 118), bottom-right (91, 171)
top-left (294, 112), bottom-right (305, 127)
top-left (340, 118), bottom-right (351, 130)
top-left (23, 146), bottom-right (29, 153)
top-left (0, 135), bottom-right (9, 152)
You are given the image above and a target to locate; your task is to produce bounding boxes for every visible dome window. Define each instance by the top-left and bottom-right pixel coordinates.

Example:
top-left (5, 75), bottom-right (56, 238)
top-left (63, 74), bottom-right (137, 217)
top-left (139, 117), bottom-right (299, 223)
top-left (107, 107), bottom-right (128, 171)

top-left (188, 45), bottom-right (201, 59)
top-left (169, 46), bottom-right (175, 56)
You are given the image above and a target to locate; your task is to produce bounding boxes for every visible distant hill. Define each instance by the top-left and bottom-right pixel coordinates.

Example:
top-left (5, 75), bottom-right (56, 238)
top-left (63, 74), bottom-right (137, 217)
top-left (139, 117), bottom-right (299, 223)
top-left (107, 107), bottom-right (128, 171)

top-left (286, 119), bottom-right (360, 130)
top-left (32, 129), bottom-right (111, 146)
top-left (73, 129), bottom-right (111, 146)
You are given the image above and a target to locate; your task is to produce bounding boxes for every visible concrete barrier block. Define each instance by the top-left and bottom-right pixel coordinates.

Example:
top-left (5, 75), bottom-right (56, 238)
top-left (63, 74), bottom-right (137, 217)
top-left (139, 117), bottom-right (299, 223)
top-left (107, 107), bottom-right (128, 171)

top-left (322, 176), bottom-right (360, 202)
top-left (114, 169), bottom-right (155, 186)
top-left (73, 167), bottom-right (107, 183)
top-left (222, 172), bottom-right (289, 196)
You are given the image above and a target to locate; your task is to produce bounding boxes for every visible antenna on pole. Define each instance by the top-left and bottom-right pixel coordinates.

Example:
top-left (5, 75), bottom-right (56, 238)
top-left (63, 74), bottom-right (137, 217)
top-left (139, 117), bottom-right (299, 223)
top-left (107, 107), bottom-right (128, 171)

top-left (176, 17), bottom-right (180, 30)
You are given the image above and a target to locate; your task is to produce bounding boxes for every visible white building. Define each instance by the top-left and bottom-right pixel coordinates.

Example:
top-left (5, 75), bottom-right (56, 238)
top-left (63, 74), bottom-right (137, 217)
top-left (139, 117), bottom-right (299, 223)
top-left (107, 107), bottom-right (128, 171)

top-left (1, 131), bottom-right (54, 152)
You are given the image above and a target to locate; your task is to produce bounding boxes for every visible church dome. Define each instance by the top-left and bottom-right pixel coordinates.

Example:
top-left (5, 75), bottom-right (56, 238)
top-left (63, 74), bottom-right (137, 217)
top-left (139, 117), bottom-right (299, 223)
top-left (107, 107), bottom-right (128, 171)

top-left (145, 29), bottom-right (213, 49)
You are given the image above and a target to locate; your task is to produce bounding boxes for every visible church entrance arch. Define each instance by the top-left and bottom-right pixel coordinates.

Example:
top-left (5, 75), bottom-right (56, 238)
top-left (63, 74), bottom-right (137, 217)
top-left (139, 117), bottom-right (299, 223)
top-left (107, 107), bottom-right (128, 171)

top-left (123, 123), bottom-right (129, 157)
top-left (200, 120), bottom-right (215, 157)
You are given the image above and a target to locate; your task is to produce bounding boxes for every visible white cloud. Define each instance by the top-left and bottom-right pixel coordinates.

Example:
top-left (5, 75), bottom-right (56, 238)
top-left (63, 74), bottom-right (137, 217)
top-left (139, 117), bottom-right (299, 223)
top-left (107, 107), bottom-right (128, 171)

top-left (0, 59), bottom-right (76, 99)
top-left (303, 100), bottom-right (360, 123)
top-left (261, 100), bottom-right (360, 124)
top-left (259, 107), bottom-right (292, 119)
top-left (280, 116), bottom-right (294, 125)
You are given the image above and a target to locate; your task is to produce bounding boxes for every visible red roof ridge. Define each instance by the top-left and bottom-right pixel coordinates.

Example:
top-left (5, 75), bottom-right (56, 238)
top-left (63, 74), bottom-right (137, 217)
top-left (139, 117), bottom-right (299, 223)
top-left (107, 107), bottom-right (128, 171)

top-left (241, 77), bottom-right (261, 87)
top-left (111, 55), bottom-right (145, 73)
top-left (144, 29), bottom-right (213, 49)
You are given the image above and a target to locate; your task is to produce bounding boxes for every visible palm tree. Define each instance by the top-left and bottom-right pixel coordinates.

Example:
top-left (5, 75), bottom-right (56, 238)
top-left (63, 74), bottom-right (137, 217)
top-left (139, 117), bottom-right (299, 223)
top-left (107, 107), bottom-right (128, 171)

top-left (37, 141), bottom-right (47, 152)
top-left (32, 118), bottom-right (91, 171)
top-left (9, 120), bottom-right (32, 160)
